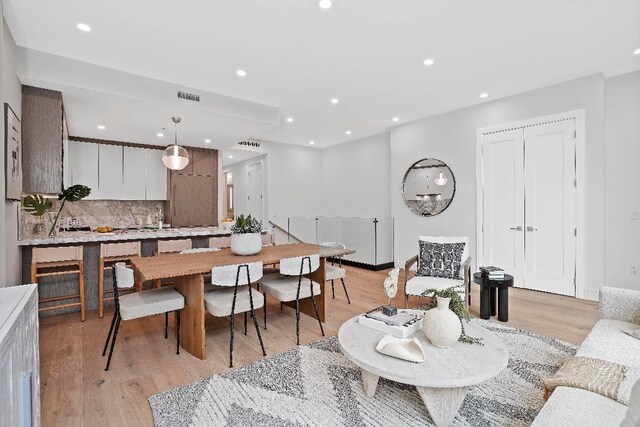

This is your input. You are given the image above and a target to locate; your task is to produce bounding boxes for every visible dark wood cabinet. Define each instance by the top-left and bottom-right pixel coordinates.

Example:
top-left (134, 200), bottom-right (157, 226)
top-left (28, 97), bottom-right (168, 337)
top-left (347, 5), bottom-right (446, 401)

top-left (165, 148), bottom-right (218, 227)
top-left (21, 86), bottom-right (64, 195)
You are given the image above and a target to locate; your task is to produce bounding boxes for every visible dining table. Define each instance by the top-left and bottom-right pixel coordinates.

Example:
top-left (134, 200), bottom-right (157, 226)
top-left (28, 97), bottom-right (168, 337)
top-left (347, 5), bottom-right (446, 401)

top-left (129, 243), bottom-right (355, 360)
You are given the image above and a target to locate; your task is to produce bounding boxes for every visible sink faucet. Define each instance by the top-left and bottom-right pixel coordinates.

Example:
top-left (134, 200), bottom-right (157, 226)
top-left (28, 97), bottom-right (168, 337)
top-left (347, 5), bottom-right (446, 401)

top-left (155, 204), bottom-right (164, 224)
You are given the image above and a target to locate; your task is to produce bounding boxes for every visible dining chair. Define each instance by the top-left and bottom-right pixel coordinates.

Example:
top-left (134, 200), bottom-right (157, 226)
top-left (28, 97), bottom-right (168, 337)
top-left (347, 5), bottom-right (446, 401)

top-left (98, 241), bottom-right (141, 318)
top-left (319, 241), bottom-right (350, 304)
top-left (153, 238), bottom-right (193, 288)
top-left (102, 262), bottom-right (185, 371)
top-left (204, 261), bottom-right (267, 367)
top-left (261, 254), bottom-right (325, 345)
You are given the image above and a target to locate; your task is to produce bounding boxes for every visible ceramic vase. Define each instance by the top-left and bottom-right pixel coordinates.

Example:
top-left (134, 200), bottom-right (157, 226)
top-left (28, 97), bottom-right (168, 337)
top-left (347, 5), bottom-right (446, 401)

top-left (422, 296), bottom-right (462, 348)
top-left (230, 233), bottom-right (262, 256)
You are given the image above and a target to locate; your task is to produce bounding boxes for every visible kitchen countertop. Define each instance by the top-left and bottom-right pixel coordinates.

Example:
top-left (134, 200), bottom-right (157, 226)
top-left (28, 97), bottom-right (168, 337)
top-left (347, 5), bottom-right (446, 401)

top-left (18, 226), bottom-right (231, 246)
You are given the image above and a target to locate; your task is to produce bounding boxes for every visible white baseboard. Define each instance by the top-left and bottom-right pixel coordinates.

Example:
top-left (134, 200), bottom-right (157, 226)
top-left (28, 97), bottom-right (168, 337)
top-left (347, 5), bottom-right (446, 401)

top-left (582, 288), bottom-right (600, 301)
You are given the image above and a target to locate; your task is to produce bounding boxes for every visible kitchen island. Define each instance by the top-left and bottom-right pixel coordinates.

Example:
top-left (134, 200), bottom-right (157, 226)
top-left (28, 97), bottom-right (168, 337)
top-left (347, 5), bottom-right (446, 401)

top-left (20, 227), bottom-right (232, 317)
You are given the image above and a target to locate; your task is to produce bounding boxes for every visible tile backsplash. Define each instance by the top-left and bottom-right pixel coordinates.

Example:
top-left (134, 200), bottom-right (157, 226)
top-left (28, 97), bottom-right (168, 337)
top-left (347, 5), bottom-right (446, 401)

top-left (20, 200), bottom-right (164, 239)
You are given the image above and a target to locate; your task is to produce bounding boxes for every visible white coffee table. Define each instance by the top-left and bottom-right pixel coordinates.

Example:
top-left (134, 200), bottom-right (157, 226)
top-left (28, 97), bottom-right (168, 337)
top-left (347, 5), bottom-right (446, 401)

top-left (338, 311), bottom-right (509, 427)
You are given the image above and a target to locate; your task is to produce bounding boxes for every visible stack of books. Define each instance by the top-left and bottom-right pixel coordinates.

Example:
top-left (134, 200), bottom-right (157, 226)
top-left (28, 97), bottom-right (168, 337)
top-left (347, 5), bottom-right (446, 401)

top-left (358, 306), bottom-right (423, 338)
top-left (480, 266), bottom-right (505, 280)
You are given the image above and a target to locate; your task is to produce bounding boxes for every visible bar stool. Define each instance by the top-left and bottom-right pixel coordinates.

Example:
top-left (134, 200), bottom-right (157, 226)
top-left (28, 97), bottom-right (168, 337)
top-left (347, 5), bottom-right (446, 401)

top-left (31, 245), bottom-right (85, 321)
top-left (209, 236), bottom-right (230, 248)
top-left (98, 241), bottom-right (141, 318)
top-left (153, 239), bottom-right (192, 288)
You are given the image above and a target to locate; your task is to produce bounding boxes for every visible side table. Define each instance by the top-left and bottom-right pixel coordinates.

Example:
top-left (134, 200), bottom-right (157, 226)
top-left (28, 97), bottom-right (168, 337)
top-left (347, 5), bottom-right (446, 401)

top-left (472, 272), bottom-right (514, 322)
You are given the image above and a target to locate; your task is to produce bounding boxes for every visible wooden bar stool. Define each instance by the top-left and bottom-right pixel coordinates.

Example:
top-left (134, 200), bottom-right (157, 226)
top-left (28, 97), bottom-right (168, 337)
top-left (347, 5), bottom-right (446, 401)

top-left (209, 236), bottom-right (230, 249)
top-left (99, 241), bottom-right (142, 318)
top-left (153, 239), bottom-right (192, 288)
top-left (31, 245), bottom-right (85, 321)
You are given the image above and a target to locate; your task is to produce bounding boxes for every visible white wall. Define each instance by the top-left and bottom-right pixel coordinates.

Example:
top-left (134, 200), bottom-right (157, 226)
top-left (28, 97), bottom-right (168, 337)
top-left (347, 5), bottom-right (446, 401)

top-left (390, 74), bottom-right (606, 296)
top-left (604, 70), bottom-right (640, 292)
top-left (1, 11), bottom-right (22, 287)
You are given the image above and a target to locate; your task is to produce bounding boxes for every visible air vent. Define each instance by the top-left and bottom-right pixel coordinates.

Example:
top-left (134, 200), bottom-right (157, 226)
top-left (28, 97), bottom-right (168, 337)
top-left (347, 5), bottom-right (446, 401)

top-left (230, 140), bottom-right (263, 152)
top-left (177, 91), bottom-right (200, 102)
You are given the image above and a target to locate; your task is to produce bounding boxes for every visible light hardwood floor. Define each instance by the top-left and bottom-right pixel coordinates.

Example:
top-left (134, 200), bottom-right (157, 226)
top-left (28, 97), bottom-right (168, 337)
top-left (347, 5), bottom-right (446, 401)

top-left (39, 266), bottom-right (599, 426)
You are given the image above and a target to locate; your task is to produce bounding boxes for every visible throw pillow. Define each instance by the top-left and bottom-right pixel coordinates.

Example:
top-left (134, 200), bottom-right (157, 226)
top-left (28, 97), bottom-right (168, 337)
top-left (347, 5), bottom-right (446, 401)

top-left (417, 241), bottom-right (465, 280)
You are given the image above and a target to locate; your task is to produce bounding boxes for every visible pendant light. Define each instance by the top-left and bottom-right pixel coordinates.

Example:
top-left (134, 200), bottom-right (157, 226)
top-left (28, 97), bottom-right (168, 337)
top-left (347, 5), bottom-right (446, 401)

top-left (434, 171), bottom-right (448, 186)
top-left (162, 117), bottom-right (189, 170)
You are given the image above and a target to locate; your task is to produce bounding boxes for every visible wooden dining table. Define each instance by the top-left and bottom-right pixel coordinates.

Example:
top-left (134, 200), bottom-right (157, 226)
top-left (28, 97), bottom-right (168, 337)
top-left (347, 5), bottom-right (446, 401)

top-left (129, 243), bottom-right (355, 360)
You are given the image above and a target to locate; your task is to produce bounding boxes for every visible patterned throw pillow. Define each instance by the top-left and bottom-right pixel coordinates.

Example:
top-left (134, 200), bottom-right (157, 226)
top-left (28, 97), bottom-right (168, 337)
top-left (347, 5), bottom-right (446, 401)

top-left (417, 241), bottom-right (466, 280)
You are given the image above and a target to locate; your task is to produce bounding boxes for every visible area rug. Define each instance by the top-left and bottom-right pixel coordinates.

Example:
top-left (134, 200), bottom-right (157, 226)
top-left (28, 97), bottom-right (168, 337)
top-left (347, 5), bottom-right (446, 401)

top-left (148, 319), bottom-right (576, 426)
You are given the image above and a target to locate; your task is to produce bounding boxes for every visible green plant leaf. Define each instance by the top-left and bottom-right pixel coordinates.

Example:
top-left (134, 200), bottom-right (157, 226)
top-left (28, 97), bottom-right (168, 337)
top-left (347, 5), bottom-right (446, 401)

top-left (231, 214), bottom-right (262, 234)
top-left (60, 184), bottom-right (91, 202)
top-left (420, 286), bottom-right (483, 345)
top-left (22, 195), bottom-right (53, 217)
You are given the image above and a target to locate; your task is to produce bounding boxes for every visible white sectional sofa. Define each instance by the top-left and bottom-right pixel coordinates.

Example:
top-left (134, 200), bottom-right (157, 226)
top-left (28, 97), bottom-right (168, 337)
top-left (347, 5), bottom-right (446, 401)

top-left (533, 287), bottom-right (640, 426)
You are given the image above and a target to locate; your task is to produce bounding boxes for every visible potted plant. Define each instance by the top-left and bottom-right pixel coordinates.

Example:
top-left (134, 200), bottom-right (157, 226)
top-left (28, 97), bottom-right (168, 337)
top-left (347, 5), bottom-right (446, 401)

top-left (420, 287), bottom-right (483, 345)
top-left (22, 185), bottom-right (91, 236)
top-left (230, 214), bottom-right (263, 256)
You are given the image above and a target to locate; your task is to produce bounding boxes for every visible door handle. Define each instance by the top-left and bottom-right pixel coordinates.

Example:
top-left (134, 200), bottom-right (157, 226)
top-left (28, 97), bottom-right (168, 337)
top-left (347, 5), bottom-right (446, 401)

top-left (509, 226), bottom-right (523, 231)
top-left (526, 226), bottom-right (538, 232)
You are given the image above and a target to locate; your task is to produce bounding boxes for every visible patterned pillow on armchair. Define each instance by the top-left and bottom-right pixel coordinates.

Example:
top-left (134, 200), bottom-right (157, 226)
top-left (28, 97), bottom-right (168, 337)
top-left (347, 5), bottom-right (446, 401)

top-left (417, 241), bottom-right (466, 280)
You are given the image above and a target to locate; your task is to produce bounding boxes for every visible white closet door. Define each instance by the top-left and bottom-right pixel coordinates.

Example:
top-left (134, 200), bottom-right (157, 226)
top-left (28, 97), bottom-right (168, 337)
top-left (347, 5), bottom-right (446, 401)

top-left (481, 129), bottom-right (525, 285)
top-left (524, 119), bottom-right (576, 296)
top-left (247, 161), bottom-right (264, 222)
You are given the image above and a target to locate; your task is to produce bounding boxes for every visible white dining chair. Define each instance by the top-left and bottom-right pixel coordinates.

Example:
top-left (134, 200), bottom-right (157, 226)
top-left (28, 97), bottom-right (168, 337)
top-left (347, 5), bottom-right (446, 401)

top-left (320, 242), bottom-right (350, 304)
top-left (260, 254), bottom-right (325, 345)
top-left (102, 263), bottom-right (185, 371)
top-left (204, 261), bottom-right (267, 367)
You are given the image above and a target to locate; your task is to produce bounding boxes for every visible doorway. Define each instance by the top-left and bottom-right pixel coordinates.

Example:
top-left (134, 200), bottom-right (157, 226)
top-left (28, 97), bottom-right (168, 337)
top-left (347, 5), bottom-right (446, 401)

top-left (247, 160), bottom-right (264, 222)
top-left (477, 112), bottom-right (583, 297)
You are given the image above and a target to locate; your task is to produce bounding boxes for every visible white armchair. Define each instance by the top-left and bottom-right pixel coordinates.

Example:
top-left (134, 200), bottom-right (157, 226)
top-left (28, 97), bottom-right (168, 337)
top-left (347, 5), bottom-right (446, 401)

top-left (404, 236), bottom-right (471, 308)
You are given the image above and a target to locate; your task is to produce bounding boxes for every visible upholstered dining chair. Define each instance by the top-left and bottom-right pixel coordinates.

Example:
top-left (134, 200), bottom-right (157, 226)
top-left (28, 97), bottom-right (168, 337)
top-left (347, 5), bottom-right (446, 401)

top-left (319, 242), bottom-right (350, 304)
top-left (404, 236), bottom-right (471, 308)
top-left (204, 261), bottom-right (267, 368)
top-left (261, 254), bottom-right (325, 345)
top-left (102, 263), bottom-right (185, 371)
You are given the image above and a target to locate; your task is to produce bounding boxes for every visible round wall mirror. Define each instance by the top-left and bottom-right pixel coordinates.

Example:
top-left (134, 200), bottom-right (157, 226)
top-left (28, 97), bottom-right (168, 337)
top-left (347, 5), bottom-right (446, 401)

top-left (402, 158), bottom-right (456, 216)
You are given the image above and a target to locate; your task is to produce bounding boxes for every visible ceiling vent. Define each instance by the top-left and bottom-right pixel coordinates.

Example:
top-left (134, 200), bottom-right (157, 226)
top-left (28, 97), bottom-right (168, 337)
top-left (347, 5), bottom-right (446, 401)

top-left (230, 139), bottom-right (263, 152)
top-left (177, 91), bottom-right (200, 103)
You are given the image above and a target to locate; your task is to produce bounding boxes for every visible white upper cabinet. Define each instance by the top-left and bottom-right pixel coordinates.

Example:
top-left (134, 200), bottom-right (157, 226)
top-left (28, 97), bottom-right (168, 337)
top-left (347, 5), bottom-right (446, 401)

top-left (123, 146), bottom-right (146, 200)
top-left (70, 141), bottom-right (99, 199)
top-left (145, 149), bottom-right (168, 200)
top-left (98, 144), bottom-right (124, 200)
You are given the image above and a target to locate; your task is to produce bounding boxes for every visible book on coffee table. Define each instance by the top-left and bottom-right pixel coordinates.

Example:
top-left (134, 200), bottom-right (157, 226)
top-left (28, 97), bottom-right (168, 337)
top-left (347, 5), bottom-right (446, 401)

top-left (358, 306), bottom-right (423, 338)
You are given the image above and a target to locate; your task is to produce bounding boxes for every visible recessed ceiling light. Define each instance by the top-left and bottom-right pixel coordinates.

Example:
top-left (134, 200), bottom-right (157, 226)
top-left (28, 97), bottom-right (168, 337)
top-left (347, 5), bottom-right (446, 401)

top-left (634, 48), bottom-right (640, 55)
top-left (346, 130), bottom-right (352, 135)
top-left (423, 58), bottom-right (435, 66)
top-left (480, 92), bottom-right (489, 98)
top-left (236, 69), bottom-right (247, 77)
top-left (392, 117), bottom-right (399, 122)
top-left (319, 0), bottom-right (332, 9)
top-left (97, 125), bottom-right (106, 130)
top-left (77, 23), bottom-right (91, 32)
top-left (204, 139), bottom-right (211, 143)
top-left (309, 141), bottom-right (315, 145)
top-left (156, 132), bottom-right (164, 137)
top-left (228, 155), bottom-right (234, 159)
top-left (331, 98), bottom-right (339, 104)
top-left (286, 117), bottom-right (294, 123)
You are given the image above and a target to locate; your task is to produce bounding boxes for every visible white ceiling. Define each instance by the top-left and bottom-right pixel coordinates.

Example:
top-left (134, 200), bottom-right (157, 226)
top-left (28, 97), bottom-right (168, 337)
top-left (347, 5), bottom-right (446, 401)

top-left (5, 0), bottom-right (640, 150)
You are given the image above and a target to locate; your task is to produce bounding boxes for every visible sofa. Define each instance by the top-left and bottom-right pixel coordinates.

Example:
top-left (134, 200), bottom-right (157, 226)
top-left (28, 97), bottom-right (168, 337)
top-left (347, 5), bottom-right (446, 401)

top-left (532, 287), bottom-right (640, 426)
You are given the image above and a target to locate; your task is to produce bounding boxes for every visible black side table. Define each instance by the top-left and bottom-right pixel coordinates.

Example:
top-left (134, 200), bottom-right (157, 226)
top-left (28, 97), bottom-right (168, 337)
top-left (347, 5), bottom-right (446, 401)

top-left (472, 272), bottom-right (514, 322)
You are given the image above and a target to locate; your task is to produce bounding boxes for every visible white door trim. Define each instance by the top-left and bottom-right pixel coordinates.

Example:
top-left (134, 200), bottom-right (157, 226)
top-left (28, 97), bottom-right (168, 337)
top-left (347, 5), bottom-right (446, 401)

top-left (476, 109), bottom-right (587, 299)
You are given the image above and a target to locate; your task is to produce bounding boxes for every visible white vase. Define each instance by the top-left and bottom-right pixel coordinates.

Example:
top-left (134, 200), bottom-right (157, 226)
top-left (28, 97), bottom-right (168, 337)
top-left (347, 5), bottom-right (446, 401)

top-left (230, 233), bottom-right (262, 256)
top-left (422, 296), bottom-right (462, 348)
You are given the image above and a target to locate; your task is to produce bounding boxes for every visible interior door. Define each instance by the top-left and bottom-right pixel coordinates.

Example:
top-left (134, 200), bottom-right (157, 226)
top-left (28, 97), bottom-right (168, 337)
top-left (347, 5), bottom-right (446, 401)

top-left (247, 161), bottom-right (264, 222)
top-left (524, 119), bottom-right (576, 296)
top-left (481, 129), bottom-right (525, 286)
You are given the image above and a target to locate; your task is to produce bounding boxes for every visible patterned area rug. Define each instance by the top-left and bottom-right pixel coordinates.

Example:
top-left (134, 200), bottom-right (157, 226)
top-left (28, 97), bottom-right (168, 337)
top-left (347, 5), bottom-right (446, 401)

top-left (149, 319), bottom-right (576, 426)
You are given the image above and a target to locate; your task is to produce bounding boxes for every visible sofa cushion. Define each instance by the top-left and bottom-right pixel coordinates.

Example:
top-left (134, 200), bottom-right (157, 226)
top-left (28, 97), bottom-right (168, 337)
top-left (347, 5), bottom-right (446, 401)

top-left (532, 386), bottom-right (627, 427)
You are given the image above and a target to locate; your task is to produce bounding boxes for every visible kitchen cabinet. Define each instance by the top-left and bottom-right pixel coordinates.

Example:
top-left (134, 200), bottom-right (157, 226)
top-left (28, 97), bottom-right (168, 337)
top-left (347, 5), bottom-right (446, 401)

top-left (191, 149), bottom-right (217, 176)
top-left (98, 144), bottom-right (123, 199)
top-left (169, 174), bottom-right (215, 226)
top-left (123, 146), bottom-right (146, 200)
top-left (21, 86), bottom-right (64, 194)
top-left (145, 149), bottom-right (168, 200)
top-left (69, 141), bottom-right (99, 199)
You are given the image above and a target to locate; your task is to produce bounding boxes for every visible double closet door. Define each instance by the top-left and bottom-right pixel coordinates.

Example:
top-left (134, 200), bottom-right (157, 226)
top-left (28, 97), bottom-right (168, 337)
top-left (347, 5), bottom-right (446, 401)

top-left (481, 118), bottom-right (577, 296)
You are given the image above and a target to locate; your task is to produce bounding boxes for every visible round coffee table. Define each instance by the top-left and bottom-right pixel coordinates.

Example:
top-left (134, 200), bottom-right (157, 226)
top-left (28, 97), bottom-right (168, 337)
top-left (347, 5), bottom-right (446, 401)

top-left (338, 311), bottom-right (508, 427)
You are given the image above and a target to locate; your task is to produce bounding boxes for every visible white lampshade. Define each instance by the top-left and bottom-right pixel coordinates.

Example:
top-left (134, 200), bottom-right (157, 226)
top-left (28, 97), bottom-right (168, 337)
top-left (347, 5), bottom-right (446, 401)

top-left (434, 172), bottom-right (448, 186)
top-left (162, 145), bottom-right (189, 170)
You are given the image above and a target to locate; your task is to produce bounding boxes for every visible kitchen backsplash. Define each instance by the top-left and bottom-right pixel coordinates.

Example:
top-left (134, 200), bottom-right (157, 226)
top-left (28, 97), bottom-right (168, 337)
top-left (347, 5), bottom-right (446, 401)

top-left (19, 199), bottom-right (165, 239)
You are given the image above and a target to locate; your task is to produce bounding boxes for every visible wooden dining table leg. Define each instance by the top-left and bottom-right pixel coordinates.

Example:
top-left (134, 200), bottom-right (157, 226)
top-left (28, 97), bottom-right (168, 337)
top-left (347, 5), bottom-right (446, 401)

top-left (295, 256), bottom-right (327, 322)
top-left (173, 273), bottom-right (207, 360)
